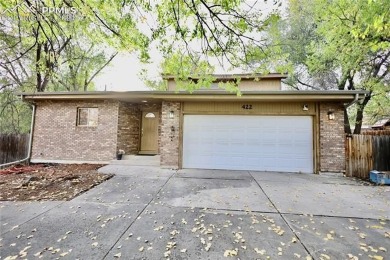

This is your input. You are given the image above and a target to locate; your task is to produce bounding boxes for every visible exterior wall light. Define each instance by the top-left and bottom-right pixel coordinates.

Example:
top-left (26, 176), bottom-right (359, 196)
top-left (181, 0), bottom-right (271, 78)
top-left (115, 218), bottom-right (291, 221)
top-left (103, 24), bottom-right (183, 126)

top-left (302, 104), bottom-right (309, 111)
top-left (328, 111), bottom-right (335, 120)
top-left (169, 111), bottom-right (174, 119)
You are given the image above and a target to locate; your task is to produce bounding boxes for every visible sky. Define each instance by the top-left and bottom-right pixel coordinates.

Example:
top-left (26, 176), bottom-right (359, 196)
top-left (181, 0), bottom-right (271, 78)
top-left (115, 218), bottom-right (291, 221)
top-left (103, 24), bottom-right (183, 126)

top-left (94, 52), bottom-right (160, 92)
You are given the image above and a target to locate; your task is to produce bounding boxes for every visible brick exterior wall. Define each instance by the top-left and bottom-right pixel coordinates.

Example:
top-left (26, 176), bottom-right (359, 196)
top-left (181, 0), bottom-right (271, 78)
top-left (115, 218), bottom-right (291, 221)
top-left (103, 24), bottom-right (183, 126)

top-left (319, 102), bottom-right (345, 172)
top-left (160, 101), bottom-right (181, 168)
top-left (31, 100), bottom-right (119, 162)
top-left (117, 102), bottom-right (140, 154)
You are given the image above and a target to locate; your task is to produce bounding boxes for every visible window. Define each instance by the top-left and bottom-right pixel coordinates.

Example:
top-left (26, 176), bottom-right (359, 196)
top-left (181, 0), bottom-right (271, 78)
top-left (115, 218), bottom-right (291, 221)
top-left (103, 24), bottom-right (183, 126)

top-left (145, 112), bottom-right (156, 118)
top-left (77, 108), bottom-right (98, 126)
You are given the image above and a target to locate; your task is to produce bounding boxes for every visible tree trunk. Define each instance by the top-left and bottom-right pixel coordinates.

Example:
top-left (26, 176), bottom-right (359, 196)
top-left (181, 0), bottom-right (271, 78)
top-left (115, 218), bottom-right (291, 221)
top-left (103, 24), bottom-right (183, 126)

top-left (343, 107), bottom-right (352, 134)
top-left (84, 70), bottom-right (89, 91)
top-left (36, 43), bottom-right (42, 92)
top-left (353, 94), bottom-right (371, 134)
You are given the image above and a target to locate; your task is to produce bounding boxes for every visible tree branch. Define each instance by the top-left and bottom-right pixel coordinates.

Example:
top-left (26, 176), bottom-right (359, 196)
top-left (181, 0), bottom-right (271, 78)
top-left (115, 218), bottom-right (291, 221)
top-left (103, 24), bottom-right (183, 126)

top-left (84, 52), bottom-right (118, 89)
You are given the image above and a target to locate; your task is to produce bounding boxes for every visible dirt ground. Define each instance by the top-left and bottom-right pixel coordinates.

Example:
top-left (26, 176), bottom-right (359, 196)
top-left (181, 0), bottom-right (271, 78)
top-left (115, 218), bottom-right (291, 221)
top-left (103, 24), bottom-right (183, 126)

top-left (0, 164), bottom-right (113, 201)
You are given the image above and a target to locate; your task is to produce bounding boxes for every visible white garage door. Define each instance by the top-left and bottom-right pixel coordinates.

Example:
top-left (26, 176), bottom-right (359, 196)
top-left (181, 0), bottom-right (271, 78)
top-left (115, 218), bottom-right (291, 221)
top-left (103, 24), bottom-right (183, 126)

top-left (183, 115), bottom-right (313, 173)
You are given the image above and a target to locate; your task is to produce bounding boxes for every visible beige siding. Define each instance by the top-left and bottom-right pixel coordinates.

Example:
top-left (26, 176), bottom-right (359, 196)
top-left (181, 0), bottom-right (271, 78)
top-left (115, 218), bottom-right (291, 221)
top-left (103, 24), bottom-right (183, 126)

top-left (183, 102), bottom-right (316, 115)
top-left (239, 79), bottom-right (280, 91)
top-left (167, 78), bottom-right (281, 91)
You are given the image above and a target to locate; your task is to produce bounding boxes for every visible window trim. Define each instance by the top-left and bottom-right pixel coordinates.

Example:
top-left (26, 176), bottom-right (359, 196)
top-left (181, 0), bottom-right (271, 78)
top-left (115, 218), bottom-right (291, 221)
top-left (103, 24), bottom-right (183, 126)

top-left (77, 107), bottom-right (98, 127)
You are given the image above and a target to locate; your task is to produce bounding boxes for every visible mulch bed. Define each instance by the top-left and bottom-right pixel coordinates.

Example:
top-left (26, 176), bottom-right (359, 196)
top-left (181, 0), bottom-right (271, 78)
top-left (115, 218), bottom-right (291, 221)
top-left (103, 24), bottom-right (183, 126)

top-left (0, 164), bottom-right (113, 201)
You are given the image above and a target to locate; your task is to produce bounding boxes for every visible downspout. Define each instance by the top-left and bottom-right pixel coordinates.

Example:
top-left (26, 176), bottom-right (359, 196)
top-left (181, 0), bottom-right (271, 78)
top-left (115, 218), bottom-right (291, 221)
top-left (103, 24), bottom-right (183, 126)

top-left (0, 102), bottom-right (36, 168)
top-left (27, 103), bottom-right (36, 160)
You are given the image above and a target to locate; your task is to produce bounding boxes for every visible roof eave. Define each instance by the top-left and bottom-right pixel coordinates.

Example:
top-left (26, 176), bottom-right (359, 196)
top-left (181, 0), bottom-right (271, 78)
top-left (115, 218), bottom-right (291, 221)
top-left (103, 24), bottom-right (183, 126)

top-left (19, 90), bottom-right (367, 103)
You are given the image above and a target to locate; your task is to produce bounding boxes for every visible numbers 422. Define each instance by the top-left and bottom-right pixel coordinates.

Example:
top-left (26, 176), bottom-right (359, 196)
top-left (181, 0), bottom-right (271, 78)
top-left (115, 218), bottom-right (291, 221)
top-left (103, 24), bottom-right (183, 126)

top-left (242, 104), bottom-right (253, 110)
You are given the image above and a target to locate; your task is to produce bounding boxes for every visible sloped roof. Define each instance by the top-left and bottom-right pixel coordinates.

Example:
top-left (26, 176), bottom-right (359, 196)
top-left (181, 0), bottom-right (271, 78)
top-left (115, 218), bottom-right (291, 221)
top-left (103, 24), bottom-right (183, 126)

top-left (372, 118), bottom-right (390, 128)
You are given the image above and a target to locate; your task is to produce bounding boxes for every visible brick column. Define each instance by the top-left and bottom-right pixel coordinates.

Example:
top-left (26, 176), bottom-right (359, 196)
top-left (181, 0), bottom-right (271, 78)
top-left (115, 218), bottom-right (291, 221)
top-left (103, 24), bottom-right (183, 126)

top-left (117, 102), bottom-right (141, 154)
top-left (319, 103), bottom-right (345, 172)
top-left (160, 101), bottom-right (181, 169)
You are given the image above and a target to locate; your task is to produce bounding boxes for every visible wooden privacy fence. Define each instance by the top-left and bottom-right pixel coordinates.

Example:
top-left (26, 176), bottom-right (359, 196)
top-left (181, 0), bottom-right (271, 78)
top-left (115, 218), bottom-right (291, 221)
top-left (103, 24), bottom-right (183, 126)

top-left (0, 134), bottom-right (30, 165)
top-left (346, 134), bottom-right (390, 179)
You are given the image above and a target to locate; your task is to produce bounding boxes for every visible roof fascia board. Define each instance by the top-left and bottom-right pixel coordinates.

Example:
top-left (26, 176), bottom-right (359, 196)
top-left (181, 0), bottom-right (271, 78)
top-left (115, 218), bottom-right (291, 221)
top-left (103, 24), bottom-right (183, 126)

top-left (20, 91), bottom-right (367, 102)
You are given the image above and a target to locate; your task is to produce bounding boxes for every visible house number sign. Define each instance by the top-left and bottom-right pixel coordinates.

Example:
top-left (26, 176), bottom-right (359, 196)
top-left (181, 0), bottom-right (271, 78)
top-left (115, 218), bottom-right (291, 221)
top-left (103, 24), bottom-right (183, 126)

top-left (241, 104), bottom-right (253, 110)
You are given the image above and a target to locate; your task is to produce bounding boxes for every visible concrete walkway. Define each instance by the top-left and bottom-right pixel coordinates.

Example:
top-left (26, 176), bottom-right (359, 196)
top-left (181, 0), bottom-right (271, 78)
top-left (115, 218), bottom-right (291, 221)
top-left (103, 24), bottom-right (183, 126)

top-left (1, 166), bottom-right (389, 259)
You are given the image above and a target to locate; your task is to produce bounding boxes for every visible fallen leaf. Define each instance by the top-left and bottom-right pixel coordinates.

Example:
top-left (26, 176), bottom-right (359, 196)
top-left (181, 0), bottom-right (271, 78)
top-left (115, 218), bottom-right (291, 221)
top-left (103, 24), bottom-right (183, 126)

top-left (114, 252), bottom-right (121, 258)
top-left (224, 249), bottom-right (238, 257)
top-left (11, 225), bottom-right (19, 230)
top-left (320, 253), bottom-right (330, 260)
top-left (347, 253), bottom-right (358, 260)
top-left (254, 248), bottom-right (266, 255)
top-left (358, 233), bottom-right (367, 239)
top-left (370, 225), bottom-right (384, 229)
top-left (325, 233), bottom-right (334, 240)
top-left (4, 256), bottom-right (18, 260)
top-left (154, 226), bottom-right (164, 231)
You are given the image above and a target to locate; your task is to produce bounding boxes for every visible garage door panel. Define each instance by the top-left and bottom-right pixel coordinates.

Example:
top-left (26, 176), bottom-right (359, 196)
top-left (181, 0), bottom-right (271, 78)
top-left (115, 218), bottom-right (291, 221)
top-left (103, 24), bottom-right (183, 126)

top-left (183, 115), bottom-right (313, 173)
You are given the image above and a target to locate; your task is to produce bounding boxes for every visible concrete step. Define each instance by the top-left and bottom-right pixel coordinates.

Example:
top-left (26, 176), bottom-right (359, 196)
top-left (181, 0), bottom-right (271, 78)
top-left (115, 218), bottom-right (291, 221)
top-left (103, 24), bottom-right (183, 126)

top-left (110, 155), bottom-right (160, 166)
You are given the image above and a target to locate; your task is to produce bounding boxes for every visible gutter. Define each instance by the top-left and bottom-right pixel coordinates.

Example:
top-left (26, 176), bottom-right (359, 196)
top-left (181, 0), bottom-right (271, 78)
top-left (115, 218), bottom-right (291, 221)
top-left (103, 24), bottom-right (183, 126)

top-left (0, 103), bottom-right (36, 169)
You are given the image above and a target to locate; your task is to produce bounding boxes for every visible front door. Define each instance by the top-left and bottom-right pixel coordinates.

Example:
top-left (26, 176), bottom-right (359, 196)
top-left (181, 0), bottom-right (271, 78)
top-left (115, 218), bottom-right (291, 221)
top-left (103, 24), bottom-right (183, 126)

top-left (140, 111), bottom-right (159, 154)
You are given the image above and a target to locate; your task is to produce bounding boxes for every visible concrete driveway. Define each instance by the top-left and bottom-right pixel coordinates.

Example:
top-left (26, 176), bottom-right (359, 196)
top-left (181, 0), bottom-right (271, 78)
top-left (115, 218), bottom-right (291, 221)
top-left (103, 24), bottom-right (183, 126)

top-left (1, 165), bottom-right (389, 259)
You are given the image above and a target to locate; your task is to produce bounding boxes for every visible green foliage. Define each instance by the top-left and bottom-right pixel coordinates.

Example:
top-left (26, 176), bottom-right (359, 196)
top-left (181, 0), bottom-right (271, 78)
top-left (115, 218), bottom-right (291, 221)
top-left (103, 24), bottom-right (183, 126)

top-left (0, 90), bottom-right (31, 134)
top-left (308, 0), bottom-right (390, 126)
top-left (0, 0), bottom-right (121, 132)
top-left (149, 0), bottom-right (281, 69)
top-left (161, 52), bottom-right (216, 92)
top-left (264, 0), bottom-right (390, 131)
